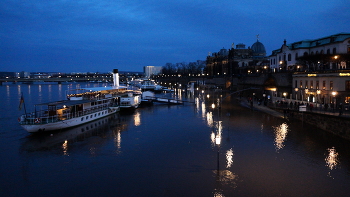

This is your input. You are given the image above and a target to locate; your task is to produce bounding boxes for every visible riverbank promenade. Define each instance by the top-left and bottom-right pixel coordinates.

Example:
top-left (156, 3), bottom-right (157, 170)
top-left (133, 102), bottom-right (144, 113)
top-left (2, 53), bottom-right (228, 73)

top-left (241, 97), bottom-right (350, 119)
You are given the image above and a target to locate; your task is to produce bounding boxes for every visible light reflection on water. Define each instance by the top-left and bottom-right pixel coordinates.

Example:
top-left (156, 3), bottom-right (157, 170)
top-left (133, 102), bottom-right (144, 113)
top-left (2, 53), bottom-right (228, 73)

top-left (207, 111), bottom-right (213, 128)
top-left (226, 148), bottom-right (234, 168)
top-left (3, 85), bottom-right (350, 196)
top-left (113, 128), bottom-right (122, 154)
top-left (133, 111), bottom-right (141, 126)
top-left (62, 140), bottom-right (68, 156)
top-left (273, 122), bottom-right (289, 151)
top-left (199, 92), bottom-right (238, 194)
top-left (326, 147), bottom-right (339, 178)
top-left (201, 102), bottom-right (206, 120)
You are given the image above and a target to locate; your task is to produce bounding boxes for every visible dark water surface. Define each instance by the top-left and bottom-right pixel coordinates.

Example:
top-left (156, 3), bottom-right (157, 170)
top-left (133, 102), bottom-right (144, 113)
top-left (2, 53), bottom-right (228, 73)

top-left (1, 83), bottom-right (350, 197)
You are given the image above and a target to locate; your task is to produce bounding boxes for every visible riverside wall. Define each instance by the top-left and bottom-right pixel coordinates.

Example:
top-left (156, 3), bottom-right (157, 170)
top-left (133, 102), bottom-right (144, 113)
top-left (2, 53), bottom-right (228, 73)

top-left (275, 108), bottom-right (350, 140)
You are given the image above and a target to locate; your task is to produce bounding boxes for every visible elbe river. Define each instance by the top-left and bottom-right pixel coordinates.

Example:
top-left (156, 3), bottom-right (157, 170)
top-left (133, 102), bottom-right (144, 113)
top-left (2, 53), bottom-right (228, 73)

top-left (1, 82), bottom-right (350, 197)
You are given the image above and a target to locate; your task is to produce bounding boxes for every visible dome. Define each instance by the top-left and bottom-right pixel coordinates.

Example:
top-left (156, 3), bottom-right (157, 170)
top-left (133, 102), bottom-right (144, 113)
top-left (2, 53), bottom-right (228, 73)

top-left (251, 40), bottom-right (266, 57)
top-left (218, 48), bottom-right (228, 56)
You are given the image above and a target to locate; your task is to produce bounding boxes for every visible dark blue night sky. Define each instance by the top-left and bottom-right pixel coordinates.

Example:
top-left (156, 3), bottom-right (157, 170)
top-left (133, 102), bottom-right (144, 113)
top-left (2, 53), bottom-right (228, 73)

top-left (1, 0), bottom-right (349, 72)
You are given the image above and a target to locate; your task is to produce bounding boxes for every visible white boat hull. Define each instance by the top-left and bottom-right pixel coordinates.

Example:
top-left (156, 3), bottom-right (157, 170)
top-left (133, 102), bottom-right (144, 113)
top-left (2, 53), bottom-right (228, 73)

top-left (21, 108), bottom-right (118, 133)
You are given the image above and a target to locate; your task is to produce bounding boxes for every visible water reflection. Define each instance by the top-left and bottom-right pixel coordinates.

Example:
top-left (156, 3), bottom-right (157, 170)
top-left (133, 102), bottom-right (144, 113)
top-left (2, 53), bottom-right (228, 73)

top-left (273, 122), bottom-right (289, 151)
top-left (201, 102), bottom-right (206, 119)
top-left (62, 140), bottom-right (68, 156)
top-left (210, 121), bottom-right (222, 148)
top-left (325, 147), bottom-right (339, 177)
top-left (17, 85), bottom-right (21, 97)
top-left (6, 85), bottom-right (10, 100)
top-left (226, 148), bottom-right (233, 168)
top-left (21, 114), bottom-right (125, 155)
top-left (207, 112), bottom-right (213, 127)
top-left (134, 111), bottom-right (141, 126)
top-left (113, 128), bottom-right (122, 154)
top-left (214, 170), bottom-right (238, 186)
top-left (203, 92), bottom-right (238, 195)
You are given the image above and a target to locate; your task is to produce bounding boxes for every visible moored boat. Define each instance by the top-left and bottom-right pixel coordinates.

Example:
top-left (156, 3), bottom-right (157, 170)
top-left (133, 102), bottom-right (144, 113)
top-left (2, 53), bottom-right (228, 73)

top-left (129, 78), bottom-right (163, 92)
top-left (18, 98), bottom-right (120, 133)
top-left (119, 90), bottom-right (142, 109)
top-left (18, 69), bottom-right (139, 133)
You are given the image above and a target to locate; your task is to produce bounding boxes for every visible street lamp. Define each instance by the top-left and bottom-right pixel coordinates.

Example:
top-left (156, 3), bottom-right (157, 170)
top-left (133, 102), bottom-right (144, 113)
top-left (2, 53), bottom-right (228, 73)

top-left (295, 88), bottom-right (299, 100)
top-left (316, 90), bottom-right (321, 108)
top-left (263, 93), bottom-right (266, 105)
top-left (305, 89), bottom-right (309, 102)
top-left (334, 56), bottom-right (339, 69)
top-left (332, 91), bottom-right (337, 112)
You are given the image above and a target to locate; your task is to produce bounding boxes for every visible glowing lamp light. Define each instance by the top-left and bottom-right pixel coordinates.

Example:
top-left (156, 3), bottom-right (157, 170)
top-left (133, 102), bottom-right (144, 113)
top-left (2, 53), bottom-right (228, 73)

top-left (215, 136), bottom-right (221, 145)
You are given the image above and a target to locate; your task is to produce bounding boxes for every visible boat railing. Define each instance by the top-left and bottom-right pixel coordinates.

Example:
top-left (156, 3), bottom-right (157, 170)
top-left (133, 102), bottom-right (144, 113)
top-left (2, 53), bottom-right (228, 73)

top-left (19, 104), bottom-right (115, 125)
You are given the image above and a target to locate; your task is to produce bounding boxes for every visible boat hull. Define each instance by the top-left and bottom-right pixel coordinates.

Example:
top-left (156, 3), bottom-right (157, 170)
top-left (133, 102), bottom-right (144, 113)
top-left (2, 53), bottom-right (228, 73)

top-left (20, 108), bottom-right (118, 133)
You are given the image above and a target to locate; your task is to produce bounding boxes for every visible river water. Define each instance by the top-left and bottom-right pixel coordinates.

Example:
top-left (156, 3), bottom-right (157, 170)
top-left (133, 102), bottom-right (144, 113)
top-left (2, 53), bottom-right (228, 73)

top-left (1, 83), bottom-right (350, 197)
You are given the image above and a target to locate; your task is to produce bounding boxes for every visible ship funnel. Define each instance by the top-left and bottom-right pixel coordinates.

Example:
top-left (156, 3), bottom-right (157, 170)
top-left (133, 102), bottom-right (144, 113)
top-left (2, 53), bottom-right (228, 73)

top-left (113, 69), bottom-right (119, 87)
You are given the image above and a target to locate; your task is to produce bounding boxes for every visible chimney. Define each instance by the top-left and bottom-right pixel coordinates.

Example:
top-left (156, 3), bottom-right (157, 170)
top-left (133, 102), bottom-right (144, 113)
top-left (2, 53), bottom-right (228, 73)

top-left (113, 69), bottom-right (119, 87)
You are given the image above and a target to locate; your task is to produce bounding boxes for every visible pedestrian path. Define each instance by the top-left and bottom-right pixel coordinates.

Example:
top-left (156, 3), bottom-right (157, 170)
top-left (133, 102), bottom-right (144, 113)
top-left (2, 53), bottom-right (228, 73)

top-left (241, 99), bottom-right (350, 119)
top-left (240, 99), bottom-right (285, 119)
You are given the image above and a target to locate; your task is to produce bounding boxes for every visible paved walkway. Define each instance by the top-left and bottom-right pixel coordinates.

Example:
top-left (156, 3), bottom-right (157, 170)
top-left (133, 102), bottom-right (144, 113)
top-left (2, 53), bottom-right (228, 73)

top-left (240, 99), bottom-right (350, 119)
top-left (240, 99), bottom-right (285, 118)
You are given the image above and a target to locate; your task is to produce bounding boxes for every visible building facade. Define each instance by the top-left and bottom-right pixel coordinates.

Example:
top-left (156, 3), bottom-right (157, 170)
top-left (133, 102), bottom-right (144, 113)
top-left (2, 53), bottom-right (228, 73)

top-left (144, 66), bottom-right (162, 78)
top-left (269, 33), bottom-right (350, 107)
top-left (270, 33), bottom-right (350, 72)
top-left (206, 39), bottom-right (269, 76)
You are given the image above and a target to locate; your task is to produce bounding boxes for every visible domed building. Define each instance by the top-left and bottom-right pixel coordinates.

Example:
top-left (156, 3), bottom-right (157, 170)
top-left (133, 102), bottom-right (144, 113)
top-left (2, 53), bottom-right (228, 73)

top-left (251, 39), bottom-right (267, 57)
top-left (206, 36), bottom-right (269, 77)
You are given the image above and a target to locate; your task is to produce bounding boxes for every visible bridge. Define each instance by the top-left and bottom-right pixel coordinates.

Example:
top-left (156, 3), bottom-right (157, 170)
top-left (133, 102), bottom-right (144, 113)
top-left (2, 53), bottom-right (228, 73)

top-left (0, 77), bottom-right (112, 85)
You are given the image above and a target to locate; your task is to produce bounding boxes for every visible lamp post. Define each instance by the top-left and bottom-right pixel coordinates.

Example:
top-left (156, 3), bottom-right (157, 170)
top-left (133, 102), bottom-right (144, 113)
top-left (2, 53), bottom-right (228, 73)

top-left (316, 90), bottom-right (321, 109)
top-left (263, 93), bottom-right (266, 106)
top-left (334, 55), bottom-right (339, 69)
top-left (279, 61), bottom-right (283, 71)
top-left (332, 91), bottom-right (337, 113)
top-left (305, 89), bottom-right (309, 103)
top-left (295, 88), bottom-right (299, 101)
